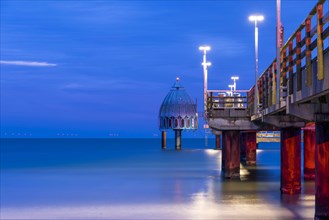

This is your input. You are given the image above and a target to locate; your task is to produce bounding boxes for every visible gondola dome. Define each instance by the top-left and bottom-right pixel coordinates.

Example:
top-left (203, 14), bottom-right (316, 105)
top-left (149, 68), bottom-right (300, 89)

top-left (159, 78), bottom-right (198, 130)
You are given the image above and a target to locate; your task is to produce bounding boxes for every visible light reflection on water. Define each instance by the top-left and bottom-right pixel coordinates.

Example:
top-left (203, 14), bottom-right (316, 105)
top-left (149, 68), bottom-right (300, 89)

top-left (1, 139), bottom-right (315, 219)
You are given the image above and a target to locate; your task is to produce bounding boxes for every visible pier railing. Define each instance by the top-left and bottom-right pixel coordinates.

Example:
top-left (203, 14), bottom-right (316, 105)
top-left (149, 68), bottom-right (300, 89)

top-left (207, 90), bottom-right (249, 110)
top-left (206, 89), bottom-right (256, 130)
top-left (249, 0), bottom-right (329, 115)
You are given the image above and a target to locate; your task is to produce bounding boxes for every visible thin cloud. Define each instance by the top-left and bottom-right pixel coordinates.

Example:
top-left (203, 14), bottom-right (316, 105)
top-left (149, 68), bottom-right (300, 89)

top-left (61, 78), bottom-right (167, 92)
top-left (0, 60), bottom-right (57, 67)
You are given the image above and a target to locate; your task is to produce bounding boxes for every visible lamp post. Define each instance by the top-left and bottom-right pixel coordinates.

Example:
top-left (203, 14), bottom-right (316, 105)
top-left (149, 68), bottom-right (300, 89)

top-left (228, 84), bottom-right (234, 107)
top-left (199, 46), bottom-right (211, 115)
top-left (231, 76), bottom-right (239, 108)
top-left (276, 0), bottom-right (282, 106)
top-left (228, 85), bottom-right (234, 96)
top-left (231, 76), bottom-right (239, 92)
top-left (249, 15), bottom-right (264, 114)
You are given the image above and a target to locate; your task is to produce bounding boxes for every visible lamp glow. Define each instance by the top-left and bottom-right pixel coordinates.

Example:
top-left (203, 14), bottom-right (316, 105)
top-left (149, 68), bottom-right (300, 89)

top-left (199, 46), bottom-right (211, 51)
top-left (249, 15), bottom-right (264, 21)
top-left (202, 62), bottom-right (211, 67)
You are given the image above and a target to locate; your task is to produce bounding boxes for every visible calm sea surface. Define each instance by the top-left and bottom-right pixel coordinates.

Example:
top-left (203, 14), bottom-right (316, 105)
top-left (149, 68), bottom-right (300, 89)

top-left (0, 138), bottom-right (315, 219)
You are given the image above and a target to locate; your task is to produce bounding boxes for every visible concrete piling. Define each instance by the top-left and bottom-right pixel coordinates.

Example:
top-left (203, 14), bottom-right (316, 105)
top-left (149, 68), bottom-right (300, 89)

top-left (222, 130), bottom-right (240, 178)
top-left (245, 132), bottom-right (257, 166)
top-left (314, 122), bottom-right (329, 219)
top-left (161, 131), bottom-right (166, 150)
top-left (215, 134), bottom-right (221, 150)
top-left (280, 127), bottom-right (301, 194)
top-left (175, 129), bottom-right (182, 150)
top-left (303, 124), bottom-right (315, 180)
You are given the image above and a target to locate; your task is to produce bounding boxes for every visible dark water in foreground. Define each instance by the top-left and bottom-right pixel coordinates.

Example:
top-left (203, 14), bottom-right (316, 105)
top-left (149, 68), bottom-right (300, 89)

top-left (1, 139), bottom-right (315, 219)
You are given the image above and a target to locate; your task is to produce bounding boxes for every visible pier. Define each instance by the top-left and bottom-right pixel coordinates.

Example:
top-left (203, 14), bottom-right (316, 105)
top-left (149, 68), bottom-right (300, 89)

top-left (203, 1), bottom-right (328, 219)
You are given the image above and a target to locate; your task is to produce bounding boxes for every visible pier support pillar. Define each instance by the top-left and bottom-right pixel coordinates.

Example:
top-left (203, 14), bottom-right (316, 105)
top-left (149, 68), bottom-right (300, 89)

top-left (222, 130), bottom-right (240, 178)
top-left (215, 135), bottom-right (221, 150)
top-left (162, 131), bottom-right (166, 150)
top-left (240, 133), bottom-right (246, 162)
top-left (314, 122), bottom-right (329, 219)
top-left (280, 127), bottom-right (301, 194)
top-left (245, 132), bottom-right (257, 166)
top-left (303, 124), bottom-right (315, 180)
top-left (175, 129), bottom-right (182, 150)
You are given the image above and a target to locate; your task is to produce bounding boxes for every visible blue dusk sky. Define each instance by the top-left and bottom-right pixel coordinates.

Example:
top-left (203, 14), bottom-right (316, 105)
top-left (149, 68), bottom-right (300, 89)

top-left (0, 0), bottom-right (323, 138)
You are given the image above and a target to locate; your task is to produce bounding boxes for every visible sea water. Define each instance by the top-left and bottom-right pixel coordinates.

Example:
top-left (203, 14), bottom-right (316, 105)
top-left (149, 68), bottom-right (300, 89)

top-left (0, 138), bottom-right (315, 219)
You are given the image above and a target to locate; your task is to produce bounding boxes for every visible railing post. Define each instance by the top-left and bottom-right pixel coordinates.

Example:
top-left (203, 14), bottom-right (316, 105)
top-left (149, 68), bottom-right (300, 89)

top-left (247, 90), bottom-right (251, 113)
top-left (252, 87), bottom-right (255, 113)
top-left (296, 31), bottom-right (302, 91)
top-left (273, 61), bottom-right (277, 105)
top-left (258, 79), bottom-right (262, 109)
top-left (317, 2), bottom-right (324, 80)
top-left (265, 72), bottom-right (269, 108)
top-left (249, 89), bottom-right (252, 113)
top-left (262, 76), bottom-right (265, 109)
top-left (305, 18), bottom-right (312, 86)
top-left (282, 48), bottom-right (287, 96)
top-left (262, 75), bottom-right (266, 108)
top-left (269, 65), bottom-right (273, 106)
top-left (210, 92), bottom-right (213, 111)
top-left (206, 92), bottom-right (210, 112)
top-left (288, 41), bottom-right (294, 95)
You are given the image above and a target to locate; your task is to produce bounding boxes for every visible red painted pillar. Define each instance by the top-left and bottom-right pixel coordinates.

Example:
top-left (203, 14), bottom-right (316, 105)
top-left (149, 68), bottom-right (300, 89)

top-left (240, 133), bottom-right (246, 162)
top-left (314, 122), bottom-right (329, 219)
top-left (303, 123), bottom-right (315, 180)
top-left (222, 130), bottom-right (240, 178)
top-left (161, 131), bottom-right (167, 150)
top-left (280, 127), bottom-right (301, 194)
top-left (215, 135), bottom-right (221, 150)
top-left (245, 132), bottom-right (257, 166)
